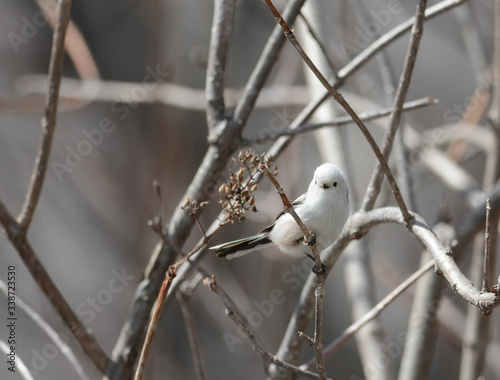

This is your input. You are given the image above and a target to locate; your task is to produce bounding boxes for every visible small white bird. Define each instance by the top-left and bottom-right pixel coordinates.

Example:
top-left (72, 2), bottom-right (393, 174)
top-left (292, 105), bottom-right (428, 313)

top-left (210, 163), bottom-right (350, 260)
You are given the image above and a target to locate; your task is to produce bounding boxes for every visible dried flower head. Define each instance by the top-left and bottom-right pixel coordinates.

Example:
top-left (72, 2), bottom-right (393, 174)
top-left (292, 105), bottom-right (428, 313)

top-left (218, 150), bottom-right (277, 226)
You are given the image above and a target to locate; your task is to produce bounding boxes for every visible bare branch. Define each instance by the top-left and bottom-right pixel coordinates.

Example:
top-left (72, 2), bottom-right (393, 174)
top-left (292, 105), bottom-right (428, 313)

top-left (0, 199), bottom-right (110, 372)
top-left (337, 0), bottom-right (466, 84)
top-left (206, 0), bottom-right (235, 131)
top-left (271, 185), bottom-right (500, 373)
top-left (243, 97), bottom-right (437, 145)
top-left (0, 0), bottom-right (110, 374)
top-left (304, 259), bottom-right (435, 368)
top-left (483, 198), bottom-right (492, 293)
top-left (264, 0), bottom-right (412, 225)
top-left (361, 0), bottom-right (427, 211)
top-left (397, 224), bottom-right (454, 380)
top-left (177, 284), bottom-right (207, 380)
top-left (203, 275), bottom-right (330, 380)
top-left (17, 0), bottom-right (72, 235)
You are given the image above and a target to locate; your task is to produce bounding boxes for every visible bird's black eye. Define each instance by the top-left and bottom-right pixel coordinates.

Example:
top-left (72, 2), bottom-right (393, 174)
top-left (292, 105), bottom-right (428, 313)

top-left (322, 183), bottom-right (329, 189)
top-left (333, 181), bottom-right (338, 187)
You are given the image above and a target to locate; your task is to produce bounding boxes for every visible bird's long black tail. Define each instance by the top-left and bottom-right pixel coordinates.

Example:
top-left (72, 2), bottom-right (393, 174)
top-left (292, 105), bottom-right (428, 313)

top-left (209, 233), bottom-right (272, 259)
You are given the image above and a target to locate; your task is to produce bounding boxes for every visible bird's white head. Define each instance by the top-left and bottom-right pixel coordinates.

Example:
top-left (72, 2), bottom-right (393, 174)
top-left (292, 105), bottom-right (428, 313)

top-left (307, 163), bottom-right (349, 204)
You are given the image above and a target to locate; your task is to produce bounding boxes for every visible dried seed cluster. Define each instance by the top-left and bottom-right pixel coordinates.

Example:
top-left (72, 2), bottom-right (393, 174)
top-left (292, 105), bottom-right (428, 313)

top-left (218, 150), bottom-right (277, 226)
top-left (181, 198), bottom-right (209, 217)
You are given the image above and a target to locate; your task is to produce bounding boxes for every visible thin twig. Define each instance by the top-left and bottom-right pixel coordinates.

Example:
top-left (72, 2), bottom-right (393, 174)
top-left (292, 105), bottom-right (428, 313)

top-left (203, 275), bottom-right (330, 380)
top-left (337, 0), bottom-right (466, 84)
top-left (361, 0), bottom-right (427, 212)
top-left (17, 0), bottom-right (71, 235)
top-left (242, 97), bottom-right (437, 145)
top-left (483, 198), bottom-right (492, 293)
top-left (264, 0), bottom-right (412, 225)
top-left (260, 166), bottom-right (316, 249)
top-left (177, 284), bottom-right (207, 380)
top-left (297, 12), bottom-right (337, 74)
top-left (134, 266), bottom-right (176, 380)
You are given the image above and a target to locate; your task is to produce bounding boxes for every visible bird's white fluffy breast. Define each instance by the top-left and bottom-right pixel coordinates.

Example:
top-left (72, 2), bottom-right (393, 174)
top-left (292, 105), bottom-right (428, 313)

top-left (269, 193), bottom-right (349, 257)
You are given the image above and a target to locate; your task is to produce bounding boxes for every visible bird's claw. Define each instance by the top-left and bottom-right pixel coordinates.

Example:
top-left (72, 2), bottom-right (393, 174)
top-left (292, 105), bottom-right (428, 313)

top-left (312, 263), bottom-right (326, 276)
top-left (302, 234), bottom-right (316, 246)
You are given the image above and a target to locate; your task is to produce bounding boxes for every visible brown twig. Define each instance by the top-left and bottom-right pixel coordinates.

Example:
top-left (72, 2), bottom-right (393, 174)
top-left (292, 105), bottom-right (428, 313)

top-left (17, 0), bottom-right (71, 235)
top-left (263, 0), bottom-right (412, 226)
top-left (134, 266), bottom-right (177, 380)
top-left (0, 0), bottom-right (110, 374)
top-left (361, 0), bottom-right (427, 212)
top-left (0, 200), bottom-right (109, 373)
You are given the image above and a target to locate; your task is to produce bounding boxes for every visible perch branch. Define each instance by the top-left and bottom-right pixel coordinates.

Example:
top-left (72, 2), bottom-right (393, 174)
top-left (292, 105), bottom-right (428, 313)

top-left (271, 186), bottom-right (500, 372)
top-left (260, 165), bottom-right (327, 378)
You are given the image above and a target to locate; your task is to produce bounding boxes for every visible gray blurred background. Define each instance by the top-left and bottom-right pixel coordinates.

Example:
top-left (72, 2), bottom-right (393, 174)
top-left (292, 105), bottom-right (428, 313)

top-left (0, 0), bottom-right (499, 379)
